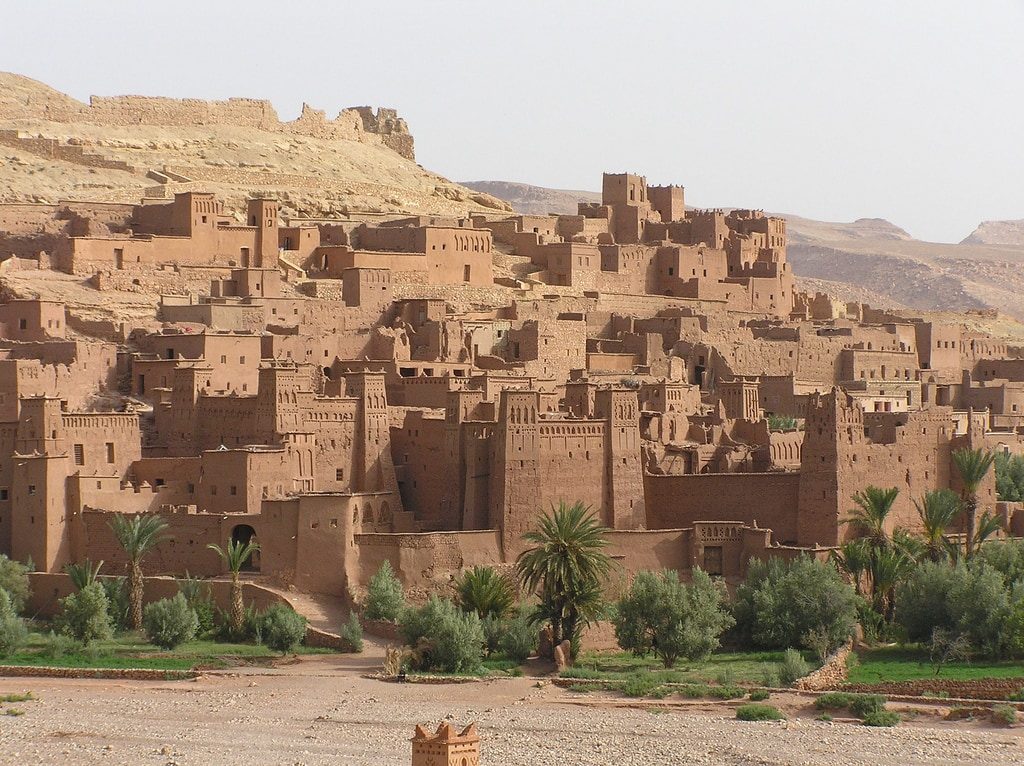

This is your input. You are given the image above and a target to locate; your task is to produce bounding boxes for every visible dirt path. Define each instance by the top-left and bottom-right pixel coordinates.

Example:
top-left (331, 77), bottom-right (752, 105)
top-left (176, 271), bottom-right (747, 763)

top-left (1, 656), bottom-right (1022, 766)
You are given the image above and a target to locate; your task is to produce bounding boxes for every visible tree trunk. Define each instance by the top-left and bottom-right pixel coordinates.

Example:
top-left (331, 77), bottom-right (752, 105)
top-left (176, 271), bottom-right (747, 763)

top-left (965, 495), bottom-right (977, 559)
top-left (230, 572), bottom-right (244, 636)
top-left (129, 560), bottom-right (144, 631)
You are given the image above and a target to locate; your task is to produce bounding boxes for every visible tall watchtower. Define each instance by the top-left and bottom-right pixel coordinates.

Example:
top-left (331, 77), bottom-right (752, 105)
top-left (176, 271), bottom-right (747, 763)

top-left (602, 173), bottom-right (648, 207)
top-left (489, 390), bottom-right (541, 554)
top-left (247, 198), bottom-right (279, 268)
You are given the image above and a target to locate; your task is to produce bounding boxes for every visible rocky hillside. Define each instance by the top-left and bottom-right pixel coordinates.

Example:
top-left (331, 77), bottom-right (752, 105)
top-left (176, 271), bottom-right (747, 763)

top-left (471, 179), bottom-right (1024, 322)
top-left (461, 180), bottom-right (599, 215)
top-left (0, 72), bottom-right (509, 219)
top-left (961, 220), bottom-right (1024, 246)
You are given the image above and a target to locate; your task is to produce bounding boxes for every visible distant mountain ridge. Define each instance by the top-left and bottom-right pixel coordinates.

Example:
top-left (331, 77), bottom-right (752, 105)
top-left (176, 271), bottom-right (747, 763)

top-left (461, 181), bottom-right (599, 215)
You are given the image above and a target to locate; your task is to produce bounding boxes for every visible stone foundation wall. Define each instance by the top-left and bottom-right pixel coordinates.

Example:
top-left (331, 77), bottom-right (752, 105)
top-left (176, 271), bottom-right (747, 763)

top-left (843, 677), bottom-right (1024, 701)
top-left (795, 643), bottom-right (851, 691)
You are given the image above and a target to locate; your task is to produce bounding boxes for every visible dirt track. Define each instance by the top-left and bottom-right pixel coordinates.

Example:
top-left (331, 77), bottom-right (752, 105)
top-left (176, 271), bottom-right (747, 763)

top-left (1, 650), bottom-right (1022, 766)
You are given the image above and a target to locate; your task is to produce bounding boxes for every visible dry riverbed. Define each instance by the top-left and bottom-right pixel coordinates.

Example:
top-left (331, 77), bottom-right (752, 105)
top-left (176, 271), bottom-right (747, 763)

top-left (1, 654), bottom-right (1022, 766)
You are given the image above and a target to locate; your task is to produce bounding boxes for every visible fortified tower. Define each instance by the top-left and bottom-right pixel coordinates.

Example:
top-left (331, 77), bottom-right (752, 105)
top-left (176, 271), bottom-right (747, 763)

top-left (346, 371), bottom-right (399, 494)
top-left (247, 198), bottom-right (279, 268)
top-left (167, 364), bottom-right (213, 454)
top-left (489, 390), bottom-right (541, 554)
top-left (718, 379), bottom-right (761, 421)
top-left (12, 397), bottom-right (70, 570)
top-left (594, 388), bottom-right (644, 529)
top-left (796, 389), bottom-right (863, 546)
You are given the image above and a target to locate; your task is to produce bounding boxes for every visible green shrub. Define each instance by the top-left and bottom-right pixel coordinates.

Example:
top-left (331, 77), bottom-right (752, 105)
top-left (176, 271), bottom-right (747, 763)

top-left (759, 663), bottom-right (781, 688)
top-left (1009, 687), bottom-right (1024, 702)
top-left (733, 556), bottom-right (857, 653)
top-left (995, 453), bottom-right (1024, 504)
top-left (498, 605), bottom-right (538, 664)
top-left (56, 582), bottom-right (113, 645)
top-left (143, 593), bottom-right (198, 650)
top-left (736, 703), bottom-right (785, 721)
top-left (749, 689), bottom-right (770, 701)
top-left (816, 712), bottom-right (833, 722)
top-left (339, 612), bottom-right (364, 653)
top-left (559, 666), bottom-right (602, 680)
top-left (399, 596), bottom-right (484, 673)
top-left (40, 630), bottom-right (78, 660)
top-left (213, 603), bottom-right (262, 643)
top-left (455, 566), bottom-right (515, 619)
top-left (815, 692), bottom-right (854, 710)
top-left (177, 574), bottom-right (215, 637)
top-left (947, 564), bottom-right (1011, 657)
top-left (100, 577), bottom-right (130, 633)
top-left (0, 589), bottom-right (28, 658)
top-left (620, 671), bottom-right (659, 697)
top-left (364, 561), bottom-right (404, 622)
top-left (896, 561), bottom-right (1011, 657)
top-left (849, 694), bottom-right (887, 718)
top-left (480, 613), bottom-right (504, 656)
top-left (991, 704), bottom-right (1018, 726)
top-left (0, 555), bottom-right (30, 615)
top-left (260, 604), bottom-right (307, 654)
top-left (778, 648), bottom-right (811, 685)
top-left (861, 709), bottom-right (900, 727)
top-left (614, 569), bottom-right (734, 668)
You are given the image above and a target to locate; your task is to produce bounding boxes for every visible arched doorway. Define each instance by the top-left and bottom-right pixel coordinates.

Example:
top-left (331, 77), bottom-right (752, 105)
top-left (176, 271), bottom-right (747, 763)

top-left (231, 524), bottom-right (260, 572)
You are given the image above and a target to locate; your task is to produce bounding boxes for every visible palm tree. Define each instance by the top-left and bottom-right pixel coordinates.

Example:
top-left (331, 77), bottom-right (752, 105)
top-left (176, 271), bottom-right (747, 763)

top-left (208, 538), bottom-right (260, 636)
top-left (516, 501), bottom-right (613, 659)
top-left (64, 559), bottom-right (103, 591)
top-left (845, 486), bottom-right (900, 547)
top-left (914, 489), bottom-right (961, 562)
top-left (952, 447), bottom-right (996, 558)
top-left (973, 511), bottom-right (1004, 550)
top-left (868, 546), bottom-right (915, 622)
top-left (455, 566), bottom-right (516, 619)
top-left (831, 538), bottom-right (872, 596)
top-left (110, 514), bottom-right (169, 630)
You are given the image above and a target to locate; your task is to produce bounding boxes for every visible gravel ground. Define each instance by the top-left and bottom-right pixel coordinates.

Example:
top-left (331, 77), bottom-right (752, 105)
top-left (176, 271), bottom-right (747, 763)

top-left (0, 656), bottom-right (1021, 766)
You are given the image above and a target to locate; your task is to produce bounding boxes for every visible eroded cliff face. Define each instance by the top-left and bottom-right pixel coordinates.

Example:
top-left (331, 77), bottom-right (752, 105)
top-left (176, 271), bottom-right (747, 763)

top-left (0, 72), bottom-right (509, 218)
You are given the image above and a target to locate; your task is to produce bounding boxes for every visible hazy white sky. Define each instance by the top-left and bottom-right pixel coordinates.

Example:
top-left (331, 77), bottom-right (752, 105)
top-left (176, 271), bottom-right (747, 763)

top-left (1, 1), bottom-right (1021, 242)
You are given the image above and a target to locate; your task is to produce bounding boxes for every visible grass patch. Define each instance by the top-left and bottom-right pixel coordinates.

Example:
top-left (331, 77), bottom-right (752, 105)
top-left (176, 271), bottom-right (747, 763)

top-left (2, 631), bottom-right (335, 671)
top-left (0, 692), bottom-right (34, 703)
top-left (848, 647), bottom-right (1024, 684)
top-left (736, 703), bottom-right (785, 721)
top-left (4, 708), bottom-right (25, 716)
top-left (748, 689), bottom-right (770, 702)
top-left (481, 653), bottom-right (521, 674)
top-left (565, 650), bottom-right (809, 685)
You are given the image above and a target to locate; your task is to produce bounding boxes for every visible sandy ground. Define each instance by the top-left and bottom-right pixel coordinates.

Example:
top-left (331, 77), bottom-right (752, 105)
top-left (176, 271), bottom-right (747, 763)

top-left (1, 647), bottom-right (1022, 766)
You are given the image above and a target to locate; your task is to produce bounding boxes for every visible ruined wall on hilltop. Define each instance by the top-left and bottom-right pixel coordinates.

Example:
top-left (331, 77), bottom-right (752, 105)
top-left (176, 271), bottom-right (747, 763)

top-left (0, 89), bottom-right (415, 160)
